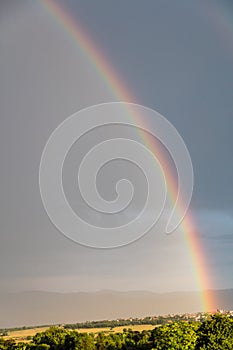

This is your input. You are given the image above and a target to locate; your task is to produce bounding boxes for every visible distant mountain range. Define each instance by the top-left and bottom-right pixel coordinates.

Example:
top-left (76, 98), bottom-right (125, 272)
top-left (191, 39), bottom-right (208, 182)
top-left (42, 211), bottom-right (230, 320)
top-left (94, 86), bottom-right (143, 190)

top-left (0, 289), bottom-right (232, 328)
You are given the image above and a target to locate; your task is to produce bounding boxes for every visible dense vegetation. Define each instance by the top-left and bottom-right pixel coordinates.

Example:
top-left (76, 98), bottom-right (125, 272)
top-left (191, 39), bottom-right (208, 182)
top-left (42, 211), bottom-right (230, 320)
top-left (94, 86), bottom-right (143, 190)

top-left (0, 314), bottom-right (232, 349)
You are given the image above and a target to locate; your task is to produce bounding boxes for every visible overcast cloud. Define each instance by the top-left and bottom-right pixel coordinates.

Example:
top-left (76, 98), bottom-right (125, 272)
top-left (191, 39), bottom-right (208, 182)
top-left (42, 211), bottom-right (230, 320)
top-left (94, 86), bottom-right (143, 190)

top-left (0, 0), bottom-right (232, 296)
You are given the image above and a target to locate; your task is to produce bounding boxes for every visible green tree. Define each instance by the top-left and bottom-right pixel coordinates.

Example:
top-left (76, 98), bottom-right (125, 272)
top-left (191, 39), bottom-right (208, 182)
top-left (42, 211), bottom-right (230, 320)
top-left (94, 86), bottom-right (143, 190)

top-left (26, 344), bottom-right (50, 350)
top-left (33, 327), bottom-right (68, 350)
top-left (96, 333), bottom-right (105, 350)
top-left (0, 338), bottom-right (7, 350)
top-left (64, 331), bottom-right (95, 350)
top-left (151, 321), bottom-right (198, 350)
top-left (195, 313), bottom-right (233, 349)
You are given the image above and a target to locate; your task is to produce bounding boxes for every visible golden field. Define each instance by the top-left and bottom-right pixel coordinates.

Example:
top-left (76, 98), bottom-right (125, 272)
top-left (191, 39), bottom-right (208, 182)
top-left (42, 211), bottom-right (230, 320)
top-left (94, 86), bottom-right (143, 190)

top-left (3, 324), bottom-right (155, 342)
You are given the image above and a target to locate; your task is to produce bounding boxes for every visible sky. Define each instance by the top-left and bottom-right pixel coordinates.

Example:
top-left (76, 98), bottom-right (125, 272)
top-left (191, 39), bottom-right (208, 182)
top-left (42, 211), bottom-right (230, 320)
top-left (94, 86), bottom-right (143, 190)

top-left (0, 0), bottom-right (233, 297)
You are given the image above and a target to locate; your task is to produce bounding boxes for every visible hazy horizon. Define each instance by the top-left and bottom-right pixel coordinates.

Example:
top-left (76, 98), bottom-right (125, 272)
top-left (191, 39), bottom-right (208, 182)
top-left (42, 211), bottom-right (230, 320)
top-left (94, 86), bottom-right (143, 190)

top-left (1, 289), bottom-right (233, 328)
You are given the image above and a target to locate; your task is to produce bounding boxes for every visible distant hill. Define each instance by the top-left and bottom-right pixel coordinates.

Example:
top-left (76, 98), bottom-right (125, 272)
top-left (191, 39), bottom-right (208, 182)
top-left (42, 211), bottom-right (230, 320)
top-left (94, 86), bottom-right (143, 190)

top-left (0, 289), bottom-right (232, 328)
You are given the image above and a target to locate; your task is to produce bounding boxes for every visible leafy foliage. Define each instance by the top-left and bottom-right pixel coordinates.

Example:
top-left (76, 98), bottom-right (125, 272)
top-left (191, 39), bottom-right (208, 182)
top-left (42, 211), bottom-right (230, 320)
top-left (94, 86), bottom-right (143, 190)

top-left (150, 321), bottom-right (198, 350)
top-left (195, 314), bottom-right (233, 349)
top-left (0, 314), bottom-right (232, 350)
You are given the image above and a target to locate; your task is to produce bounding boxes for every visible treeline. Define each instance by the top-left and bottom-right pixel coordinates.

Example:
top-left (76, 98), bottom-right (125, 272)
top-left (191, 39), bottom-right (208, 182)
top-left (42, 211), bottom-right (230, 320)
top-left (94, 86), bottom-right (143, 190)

top-left (64, 317), bottom-right (165, 330)
top-left (64, 314), bottom-right (196, 330)
top-left (1, 314), bottom-right (233, 349)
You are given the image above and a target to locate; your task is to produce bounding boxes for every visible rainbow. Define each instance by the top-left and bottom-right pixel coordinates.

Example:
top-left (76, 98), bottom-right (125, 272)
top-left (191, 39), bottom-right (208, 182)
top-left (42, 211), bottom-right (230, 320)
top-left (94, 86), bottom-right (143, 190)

top-left (201, 0), bottom-right (233, 57)
top-left (39, 0), bottom-right (216, 311)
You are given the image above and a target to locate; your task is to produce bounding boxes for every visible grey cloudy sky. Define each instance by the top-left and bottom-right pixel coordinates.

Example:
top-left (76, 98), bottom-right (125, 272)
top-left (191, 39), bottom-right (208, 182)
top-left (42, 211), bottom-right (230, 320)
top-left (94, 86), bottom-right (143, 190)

top-left (0, 0), bottom-right (233, 298)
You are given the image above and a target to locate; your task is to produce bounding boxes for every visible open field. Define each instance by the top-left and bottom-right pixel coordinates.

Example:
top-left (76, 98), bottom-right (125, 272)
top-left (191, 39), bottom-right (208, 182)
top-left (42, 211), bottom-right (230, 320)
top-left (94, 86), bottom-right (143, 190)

top-left (3, 324), bottom-right (156, 342)
top-left (3, 327), bottom-right (49, 342)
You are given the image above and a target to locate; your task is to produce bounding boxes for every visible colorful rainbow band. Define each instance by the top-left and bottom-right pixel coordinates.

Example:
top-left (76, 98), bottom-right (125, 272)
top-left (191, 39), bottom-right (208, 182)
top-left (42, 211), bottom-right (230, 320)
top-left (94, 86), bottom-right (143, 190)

top-left (39, 0), bottom-right (216, 312)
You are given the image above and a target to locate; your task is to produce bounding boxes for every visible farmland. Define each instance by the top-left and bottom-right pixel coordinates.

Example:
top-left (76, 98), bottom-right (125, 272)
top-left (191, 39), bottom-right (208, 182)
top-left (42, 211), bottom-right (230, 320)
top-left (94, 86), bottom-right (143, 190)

top-left (2, 324), bottom-right (155, 343)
